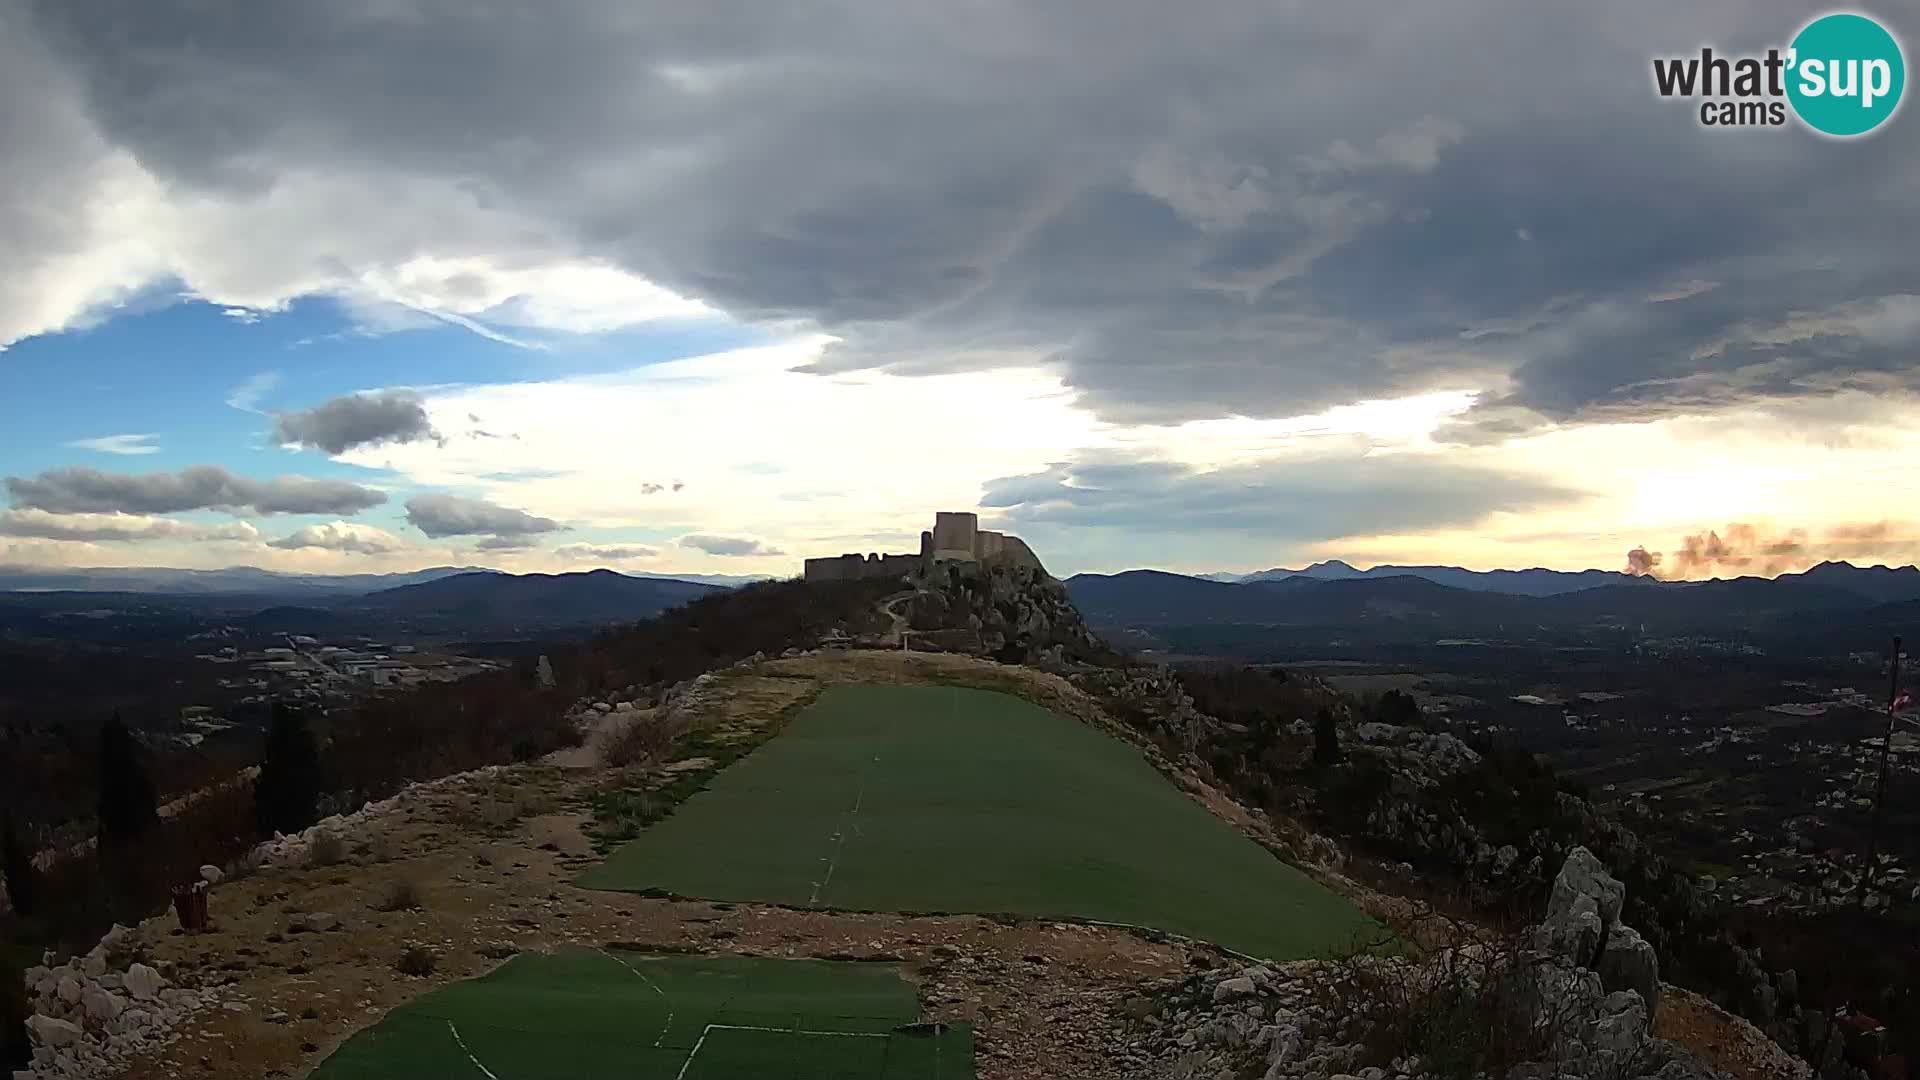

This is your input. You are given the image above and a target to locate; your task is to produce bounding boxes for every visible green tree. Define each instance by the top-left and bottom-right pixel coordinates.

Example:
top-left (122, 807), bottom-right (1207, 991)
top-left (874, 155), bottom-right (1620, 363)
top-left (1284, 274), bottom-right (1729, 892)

top-left (0, 946), bottom-right (28, 1070)
top-left (96, 713), bottom-right (159, 857)
top-left (255, 703), bottom-right (323, 837)
top-left (1376, 689), bottom-right (1423, 728)
top-left (2, 812), bottom-right (34, 918)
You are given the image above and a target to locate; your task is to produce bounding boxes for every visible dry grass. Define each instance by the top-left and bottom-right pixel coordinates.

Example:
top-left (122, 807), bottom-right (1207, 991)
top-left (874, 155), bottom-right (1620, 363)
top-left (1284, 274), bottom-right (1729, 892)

top-left (603, 714), bottom-right (679, 768)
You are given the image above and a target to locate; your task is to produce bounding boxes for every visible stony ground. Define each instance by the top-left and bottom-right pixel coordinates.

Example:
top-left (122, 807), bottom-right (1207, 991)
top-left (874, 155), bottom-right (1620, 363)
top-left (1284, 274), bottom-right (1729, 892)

top-left (25, 649), bottom-right (1796, 1080)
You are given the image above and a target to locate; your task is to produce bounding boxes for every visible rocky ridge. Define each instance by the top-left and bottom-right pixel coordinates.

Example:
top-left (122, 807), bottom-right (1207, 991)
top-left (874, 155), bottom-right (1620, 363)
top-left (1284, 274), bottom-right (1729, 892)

top-left (16, 924), bottom-right (212, 1080)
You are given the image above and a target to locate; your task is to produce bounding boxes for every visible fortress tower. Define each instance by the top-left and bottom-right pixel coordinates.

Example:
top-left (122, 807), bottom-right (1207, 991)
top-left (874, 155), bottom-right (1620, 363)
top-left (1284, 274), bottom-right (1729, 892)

top-left (930, 512), bottom-right (979, 562)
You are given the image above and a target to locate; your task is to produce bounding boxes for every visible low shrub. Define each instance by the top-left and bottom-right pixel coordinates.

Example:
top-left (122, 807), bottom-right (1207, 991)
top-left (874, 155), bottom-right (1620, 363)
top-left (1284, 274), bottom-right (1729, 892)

top-left (1309, 924), bottom-right (1652, 1080)
top-left (395, 945), bottom-right (437, 977)
top-left (603, 715), bottom-right (679, 768)
top-left (372, 880), bottom-right (423, 913)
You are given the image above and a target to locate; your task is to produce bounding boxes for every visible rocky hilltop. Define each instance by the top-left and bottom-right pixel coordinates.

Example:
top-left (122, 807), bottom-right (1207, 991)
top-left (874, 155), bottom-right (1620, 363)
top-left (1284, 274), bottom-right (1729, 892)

top-left (5, 571), bottom-right (1856, 1079)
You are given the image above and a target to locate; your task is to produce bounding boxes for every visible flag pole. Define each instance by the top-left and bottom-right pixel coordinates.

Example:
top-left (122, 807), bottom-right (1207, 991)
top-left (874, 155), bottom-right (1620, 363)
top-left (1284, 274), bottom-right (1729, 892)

top-left (1858, 635), bottom-right (1902, 910)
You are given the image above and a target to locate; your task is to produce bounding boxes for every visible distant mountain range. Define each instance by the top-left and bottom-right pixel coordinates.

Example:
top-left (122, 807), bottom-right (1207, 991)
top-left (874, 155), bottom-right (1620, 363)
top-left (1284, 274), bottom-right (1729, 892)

top-left (0, 568), bottom-right (736, 641)
top-left (1199, 558), bottom-right (1920, 601)
top-left (0, 564), bottom-right (769, 595)
top-left (1067, 560), bottom-right (1920, 647)
top-left (1206, 559), bottom-right (1655, 596)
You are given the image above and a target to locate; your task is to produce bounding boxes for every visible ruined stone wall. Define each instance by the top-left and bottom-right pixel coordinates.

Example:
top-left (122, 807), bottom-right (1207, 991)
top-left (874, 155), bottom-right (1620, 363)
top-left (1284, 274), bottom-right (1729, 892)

top-left (803, 555), bottom-right (866, 582)
top-left (878, 553), bottom-right (922, 575)
top-left (804, 553), bottom-right (922, 583)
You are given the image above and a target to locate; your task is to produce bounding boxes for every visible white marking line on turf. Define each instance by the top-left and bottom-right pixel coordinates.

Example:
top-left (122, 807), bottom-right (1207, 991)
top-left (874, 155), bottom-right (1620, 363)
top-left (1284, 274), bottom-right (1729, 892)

top-left (808, 753), bottom-right (878, 907)
top-left (446, 1020), bottom-right (501, 1080)
top-left (597, 947), bottom-right (674, 1048)
top-left (674, 1024), bottom-right (891, 1080)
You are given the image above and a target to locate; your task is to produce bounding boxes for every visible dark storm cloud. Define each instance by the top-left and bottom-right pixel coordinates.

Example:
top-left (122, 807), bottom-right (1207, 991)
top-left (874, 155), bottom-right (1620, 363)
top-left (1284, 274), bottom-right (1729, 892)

top-left (10, 0), bottom-right (1919, 431)
top-left (4, 465), bottom-right (387, 516)
top-left (981, 447), bottom-right (1586, 543)
top-left (404, 493), bottom-right (561, 539)
top-left (272, 390), bottom-right (441, 455)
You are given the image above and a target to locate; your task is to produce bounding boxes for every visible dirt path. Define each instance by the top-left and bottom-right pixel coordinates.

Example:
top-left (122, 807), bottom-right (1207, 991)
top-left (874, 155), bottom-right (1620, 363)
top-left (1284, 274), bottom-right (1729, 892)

top-left (879, 588), bottom-right (916, 646)
top-left (542, 704), bottom-right (657, 770)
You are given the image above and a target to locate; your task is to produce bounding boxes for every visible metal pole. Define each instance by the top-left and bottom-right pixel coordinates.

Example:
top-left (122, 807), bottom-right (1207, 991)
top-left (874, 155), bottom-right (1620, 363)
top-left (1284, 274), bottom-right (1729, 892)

top-left (1858, 635), bottom-right (1902, 910)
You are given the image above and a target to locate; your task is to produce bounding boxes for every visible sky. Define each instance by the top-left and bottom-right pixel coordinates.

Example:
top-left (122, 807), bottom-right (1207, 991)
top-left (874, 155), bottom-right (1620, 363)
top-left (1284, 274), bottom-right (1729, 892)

top-left (2, 1), bottom-right (1919, 580)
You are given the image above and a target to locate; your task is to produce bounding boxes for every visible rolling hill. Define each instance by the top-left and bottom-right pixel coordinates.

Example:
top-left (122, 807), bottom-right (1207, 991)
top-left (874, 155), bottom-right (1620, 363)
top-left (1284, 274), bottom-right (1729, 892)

top-left (345, 569), bottom-right (721, 627)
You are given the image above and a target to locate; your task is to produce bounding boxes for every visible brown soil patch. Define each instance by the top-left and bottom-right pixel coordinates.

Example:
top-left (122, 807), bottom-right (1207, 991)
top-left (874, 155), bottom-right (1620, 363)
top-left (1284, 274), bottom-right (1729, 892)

top-left (1656, 984), bottom-right (1812, 1080)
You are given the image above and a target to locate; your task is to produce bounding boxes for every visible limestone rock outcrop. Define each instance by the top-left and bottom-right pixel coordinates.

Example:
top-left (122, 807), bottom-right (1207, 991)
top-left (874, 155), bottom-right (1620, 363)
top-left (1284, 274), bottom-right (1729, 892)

top-left (1124, 849), bottom-right (1723, 1080)
top-left (19, 922), bottom-right (223, 1078)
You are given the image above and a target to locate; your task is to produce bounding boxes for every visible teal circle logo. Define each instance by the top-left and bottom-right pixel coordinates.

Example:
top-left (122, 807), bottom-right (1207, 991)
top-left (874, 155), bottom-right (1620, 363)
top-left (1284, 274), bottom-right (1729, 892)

top-left (1787, 13), bottom-right (1905, 136)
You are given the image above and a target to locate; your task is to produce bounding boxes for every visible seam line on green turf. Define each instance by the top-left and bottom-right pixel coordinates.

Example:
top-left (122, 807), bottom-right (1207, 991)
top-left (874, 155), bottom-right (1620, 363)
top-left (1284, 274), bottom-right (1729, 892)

top-left (809, 752), bottom-right (877, 907)
top-left (675, 1022), bottom-right (895, 1080)
top-left (446, 1020), bottom-right (501, 1080)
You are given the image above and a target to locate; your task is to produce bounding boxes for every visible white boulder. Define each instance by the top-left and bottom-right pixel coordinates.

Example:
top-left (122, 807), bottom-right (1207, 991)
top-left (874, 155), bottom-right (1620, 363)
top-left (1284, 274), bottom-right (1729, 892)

top-left (124, 963), bottom-right (164, 1001)
top-left (1212, 976), bottom-right (1258, 1003)
top-left (81, 987), bottom-right (124, 1022)
top-left (26, 1014), bottom-right (82, 1048)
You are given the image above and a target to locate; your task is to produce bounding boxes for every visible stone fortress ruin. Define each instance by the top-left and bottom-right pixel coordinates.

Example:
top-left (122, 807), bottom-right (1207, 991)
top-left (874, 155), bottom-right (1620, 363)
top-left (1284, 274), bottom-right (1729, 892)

top-left (803, 511), bottom-right (1044, 582)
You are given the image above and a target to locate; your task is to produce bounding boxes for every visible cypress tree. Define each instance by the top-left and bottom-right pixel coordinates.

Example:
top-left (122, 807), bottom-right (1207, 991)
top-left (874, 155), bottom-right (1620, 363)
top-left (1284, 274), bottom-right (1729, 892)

top-left (1376, 689), bottom-right (1424, 728)
top-left (1312, 707), bottom-right (1342, 767)
top-left (96, 713), bottom-right (160, 856)
top-left (255, 703), bottom-right (322, 837)
top-left (1, 813), bottom-right (34, 918)
top-left (0, 945), bottom-right (28, 1070)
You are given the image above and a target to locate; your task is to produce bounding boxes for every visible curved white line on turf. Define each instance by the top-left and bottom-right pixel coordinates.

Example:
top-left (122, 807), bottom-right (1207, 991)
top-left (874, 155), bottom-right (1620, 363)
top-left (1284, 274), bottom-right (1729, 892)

top-left (597, 947), bottom-right (674, 1048)
top-left (447, 1020), bottom-right (501, 1080)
